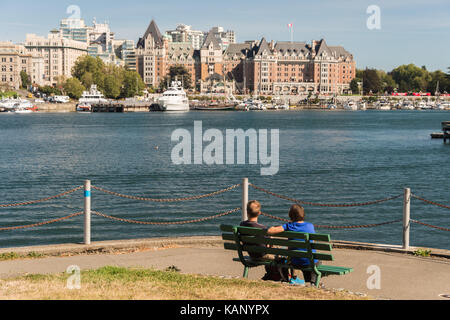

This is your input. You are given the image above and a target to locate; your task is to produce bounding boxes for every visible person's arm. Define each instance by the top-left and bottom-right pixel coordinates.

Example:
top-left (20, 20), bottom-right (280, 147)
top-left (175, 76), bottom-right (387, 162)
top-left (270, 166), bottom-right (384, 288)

top-left (266, 226), bottom-right (285, 235)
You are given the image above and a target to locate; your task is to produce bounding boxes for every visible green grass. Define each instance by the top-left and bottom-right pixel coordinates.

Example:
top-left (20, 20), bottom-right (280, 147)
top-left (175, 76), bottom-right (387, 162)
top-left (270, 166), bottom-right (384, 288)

top-left (2, 266), bottom-right (368, 300)
top-left (414, 249), bottom-right (432, 257)
top-left (0, 252), bottom-right (45, 261)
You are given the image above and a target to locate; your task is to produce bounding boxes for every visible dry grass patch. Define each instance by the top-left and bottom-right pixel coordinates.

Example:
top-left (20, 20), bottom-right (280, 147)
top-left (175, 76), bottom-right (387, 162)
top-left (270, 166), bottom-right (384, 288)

top-left (0, 266), bottom-right (368, 300)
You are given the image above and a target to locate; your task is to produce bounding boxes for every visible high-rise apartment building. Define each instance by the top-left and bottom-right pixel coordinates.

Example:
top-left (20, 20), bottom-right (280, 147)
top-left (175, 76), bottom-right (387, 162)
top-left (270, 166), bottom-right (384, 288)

top-left (165, 24), bottom-right (205, 50)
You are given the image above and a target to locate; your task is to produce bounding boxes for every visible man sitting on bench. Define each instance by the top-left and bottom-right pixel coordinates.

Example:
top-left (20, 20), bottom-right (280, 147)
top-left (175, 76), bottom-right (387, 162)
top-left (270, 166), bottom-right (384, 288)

top-left (240, 200), bottom-right (270, 261)
top-left (267, 204), bottom-right (320, 286)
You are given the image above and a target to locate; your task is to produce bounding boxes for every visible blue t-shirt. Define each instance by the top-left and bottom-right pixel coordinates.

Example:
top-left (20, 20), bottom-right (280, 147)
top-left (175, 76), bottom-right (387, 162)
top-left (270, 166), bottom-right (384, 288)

top-left (283, 222), bottom-right (318, 266)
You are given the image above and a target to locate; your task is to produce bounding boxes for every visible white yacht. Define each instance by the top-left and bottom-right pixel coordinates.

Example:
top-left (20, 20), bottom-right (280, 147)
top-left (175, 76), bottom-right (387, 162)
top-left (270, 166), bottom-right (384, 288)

top-left (0, 98), bottom-right (21, 110)
top-left (344, 101), bottom-right (358, 111)
top-left (79, 85), bottom-right (108, 105)
top-left (158, 81), bottom-right (189, 112)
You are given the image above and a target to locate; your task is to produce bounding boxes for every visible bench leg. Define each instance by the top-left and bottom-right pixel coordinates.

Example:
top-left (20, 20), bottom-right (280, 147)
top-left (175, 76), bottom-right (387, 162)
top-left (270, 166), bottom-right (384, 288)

top-left (243, 266), bottom-right (249, 279)
top-left (314, 272), bottom-right (322, 288)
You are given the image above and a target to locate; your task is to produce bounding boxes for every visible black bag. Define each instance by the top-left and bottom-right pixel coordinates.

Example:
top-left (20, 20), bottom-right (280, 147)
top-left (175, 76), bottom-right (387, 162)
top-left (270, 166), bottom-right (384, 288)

top-left (261, 257), bottom-right (291, 282)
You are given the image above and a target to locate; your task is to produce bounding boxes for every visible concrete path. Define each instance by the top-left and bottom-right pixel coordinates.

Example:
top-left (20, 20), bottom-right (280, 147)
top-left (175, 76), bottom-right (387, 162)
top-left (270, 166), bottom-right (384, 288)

top-left (0, 239), bottom-right (449, 300)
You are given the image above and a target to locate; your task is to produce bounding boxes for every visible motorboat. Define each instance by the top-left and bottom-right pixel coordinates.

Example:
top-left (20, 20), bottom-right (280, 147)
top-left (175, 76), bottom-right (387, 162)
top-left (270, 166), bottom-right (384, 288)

top-left (158, 81), bottom-right (190, 112)
top-left (76, 103), bottom-right (92, 113)
top-left (343, 101), bottom-right (358, 111)
top-left (79, 85), bottom-right (108, 105)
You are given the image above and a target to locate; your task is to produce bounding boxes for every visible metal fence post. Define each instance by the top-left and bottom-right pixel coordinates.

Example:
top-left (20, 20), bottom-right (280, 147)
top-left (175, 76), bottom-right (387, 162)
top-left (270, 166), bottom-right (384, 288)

top-left (403, 188), bottom-right (411, 250)
top-left (84, 180), bottom-right (91, 245)
top-left (242, 178), bottom-right (249, 222)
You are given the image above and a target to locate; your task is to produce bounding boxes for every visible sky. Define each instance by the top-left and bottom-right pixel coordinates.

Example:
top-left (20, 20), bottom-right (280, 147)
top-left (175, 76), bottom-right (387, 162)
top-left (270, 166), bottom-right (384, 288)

top-left (0, 0), bottom-right (449, 72)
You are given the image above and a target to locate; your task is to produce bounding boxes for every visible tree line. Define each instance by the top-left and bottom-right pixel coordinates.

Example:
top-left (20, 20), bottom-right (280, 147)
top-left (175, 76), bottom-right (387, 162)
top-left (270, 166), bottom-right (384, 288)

top-left (351, 64), bottom-right (450, 95)
top-left (36, 56), bottom-right (145, 100)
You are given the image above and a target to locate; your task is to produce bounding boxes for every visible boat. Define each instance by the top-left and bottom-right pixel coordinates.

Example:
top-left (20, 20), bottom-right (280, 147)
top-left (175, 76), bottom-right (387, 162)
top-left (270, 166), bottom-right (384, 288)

top-left (194, 105), bottom-right (235, 111)
top-left (157, 81), bottom-right (189, 112)
top-left (278, 104), bottom-right (289, 110)
top-left (417, 102), bottom-right (432, 110)
top-left (377, 100), bottom-right (391, 110)
top-left (76, 103), bottom-right (92, 113)
top-left (343, 101), bottom-right (358, 111)
top-left (79, 85), bottom-right (108, 105)
top-left (358, 103), bottom-right (367, 111)
top-left (327, 104), bottom-right (337, 110)
top-left (436, 102), bottom-right (450, 110)
top-left (401, 101), bottom-right (415, 110)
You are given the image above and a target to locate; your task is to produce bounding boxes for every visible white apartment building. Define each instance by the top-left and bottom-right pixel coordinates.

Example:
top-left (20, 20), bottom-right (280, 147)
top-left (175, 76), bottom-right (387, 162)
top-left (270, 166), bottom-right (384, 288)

top-left (25, 31), bottom-right (88, 85)
top-left (165, 24), bottom-right (205, 50)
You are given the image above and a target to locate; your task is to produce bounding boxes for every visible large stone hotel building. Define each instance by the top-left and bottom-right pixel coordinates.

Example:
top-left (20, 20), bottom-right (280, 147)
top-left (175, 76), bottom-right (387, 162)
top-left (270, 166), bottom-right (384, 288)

top-left (137, 20), bottom-right (356, 95)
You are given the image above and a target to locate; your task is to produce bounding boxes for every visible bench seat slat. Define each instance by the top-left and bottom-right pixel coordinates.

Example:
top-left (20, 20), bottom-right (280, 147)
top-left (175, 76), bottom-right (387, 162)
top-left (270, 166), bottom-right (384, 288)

top-left (222, 234), bottom-right (332, 251)
top-left (317, 265), bottom-right (354, 275)
top-left (220, 225), bottom-right (331, 242)
top-left (224, 242), bottom-right (333, 261)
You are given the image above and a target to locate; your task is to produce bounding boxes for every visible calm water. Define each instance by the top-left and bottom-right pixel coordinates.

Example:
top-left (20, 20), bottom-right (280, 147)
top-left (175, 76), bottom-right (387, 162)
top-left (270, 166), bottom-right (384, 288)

top-left (0, 111), bottom-right (449, 249)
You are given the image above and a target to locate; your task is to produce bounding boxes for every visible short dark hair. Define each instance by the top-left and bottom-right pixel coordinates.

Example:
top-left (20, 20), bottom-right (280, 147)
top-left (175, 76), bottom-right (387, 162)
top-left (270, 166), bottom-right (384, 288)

top-left (247, 200), bottom-right (261, 218)
top-left (289, 204), bottom-right (305, 222)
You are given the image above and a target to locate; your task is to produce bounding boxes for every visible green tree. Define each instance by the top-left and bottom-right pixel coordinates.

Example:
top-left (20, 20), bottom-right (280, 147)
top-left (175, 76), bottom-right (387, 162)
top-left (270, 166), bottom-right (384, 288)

top-left (39, 85), bottom-right (62, 96)
top-left (350, 78), bottom-right (361, 95)
top-left (159, 64), bottom-right (192, 91)
top-left (377, 71), bottom-right (397, 94)
top-left (20, 71), bottom-right (30, 89)
top-left (363, 69), bottom-right (382, 94)
top-left (63, 78), bottom-right (85, 99)
top-left (103, 75), bottom-right (122, 99)
top-left (121, 70), bottom-right (145, 98)
top-left (389, 64), bottom-right (431, 92)
top-left (72, 56), bottom-right (106, 90)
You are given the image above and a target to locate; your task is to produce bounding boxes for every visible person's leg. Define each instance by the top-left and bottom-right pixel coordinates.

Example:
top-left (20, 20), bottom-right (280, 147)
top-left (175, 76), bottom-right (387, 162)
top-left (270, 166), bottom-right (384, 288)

top-left (302, 262), bottom-right (322, 285)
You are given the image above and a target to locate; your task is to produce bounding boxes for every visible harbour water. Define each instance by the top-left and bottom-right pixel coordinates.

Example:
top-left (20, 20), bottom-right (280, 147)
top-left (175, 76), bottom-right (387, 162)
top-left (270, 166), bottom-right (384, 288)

top-left (0, 110), bottom-right (448, 250)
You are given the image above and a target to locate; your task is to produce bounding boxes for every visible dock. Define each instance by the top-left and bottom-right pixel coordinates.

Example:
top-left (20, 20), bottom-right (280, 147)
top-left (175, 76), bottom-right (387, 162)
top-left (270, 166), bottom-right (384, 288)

top-left (431, 121), bottom-right (450, 142)
top-left (90, 101), bottom-right (155, 113)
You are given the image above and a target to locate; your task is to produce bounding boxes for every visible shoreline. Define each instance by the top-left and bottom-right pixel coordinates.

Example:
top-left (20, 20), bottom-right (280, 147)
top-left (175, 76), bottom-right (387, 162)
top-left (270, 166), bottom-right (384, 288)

top-left (1, 236), bottom-right (449, 260)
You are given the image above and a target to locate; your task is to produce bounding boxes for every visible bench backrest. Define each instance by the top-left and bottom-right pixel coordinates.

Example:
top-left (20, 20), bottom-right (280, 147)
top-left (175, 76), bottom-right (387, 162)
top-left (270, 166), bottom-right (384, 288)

top-left (220, 225), bottom-right (334, 266)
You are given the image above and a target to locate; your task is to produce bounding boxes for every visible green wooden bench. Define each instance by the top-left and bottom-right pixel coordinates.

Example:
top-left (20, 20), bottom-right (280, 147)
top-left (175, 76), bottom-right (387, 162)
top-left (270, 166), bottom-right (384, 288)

top-left (220, 225), bottom-right (353, 287)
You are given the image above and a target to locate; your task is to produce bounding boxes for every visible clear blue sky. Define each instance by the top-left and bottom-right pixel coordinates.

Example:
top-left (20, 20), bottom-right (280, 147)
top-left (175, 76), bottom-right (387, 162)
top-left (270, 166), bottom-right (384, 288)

top-left (1, 0), bottom-right (449, 72)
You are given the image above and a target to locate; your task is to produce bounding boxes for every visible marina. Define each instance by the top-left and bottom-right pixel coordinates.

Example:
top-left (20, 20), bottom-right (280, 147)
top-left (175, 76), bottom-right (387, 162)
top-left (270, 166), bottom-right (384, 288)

top-left (0, 111), bottom-right (448, 250)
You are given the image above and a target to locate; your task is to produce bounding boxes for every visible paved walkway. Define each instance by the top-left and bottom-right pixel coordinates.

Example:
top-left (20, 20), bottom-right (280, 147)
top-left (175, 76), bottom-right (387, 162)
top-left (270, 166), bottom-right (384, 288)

top-left (0, 238), bottom-right (449, 300)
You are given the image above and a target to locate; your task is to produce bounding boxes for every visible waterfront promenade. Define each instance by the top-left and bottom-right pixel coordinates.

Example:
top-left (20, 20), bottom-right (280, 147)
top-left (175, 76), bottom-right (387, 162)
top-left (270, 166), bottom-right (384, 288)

top-left (1, 236), bottom-right (449, 300)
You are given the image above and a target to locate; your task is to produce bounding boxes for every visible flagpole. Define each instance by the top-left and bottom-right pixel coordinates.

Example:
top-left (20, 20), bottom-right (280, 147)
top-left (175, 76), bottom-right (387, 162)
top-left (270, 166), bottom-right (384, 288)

top-left (288, 23), bottom-right (294, 43)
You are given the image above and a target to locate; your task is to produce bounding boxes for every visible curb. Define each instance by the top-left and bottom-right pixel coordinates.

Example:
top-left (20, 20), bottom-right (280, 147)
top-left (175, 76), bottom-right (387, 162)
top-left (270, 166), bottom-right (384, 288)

top-left (1, 237), bottom-right (449, 260)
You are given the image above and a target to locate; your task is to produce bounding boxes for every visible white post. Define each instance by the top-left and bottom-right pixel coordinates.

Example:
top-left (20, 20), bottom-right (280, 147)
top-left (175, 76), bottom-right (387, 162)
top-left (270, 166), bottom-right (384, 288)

top-left (242, 178), bottom-right (249, 222)
top-left (84, 180), bottom-right (91, 245)
top-left (403, 188), bottom-right (411, 250)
